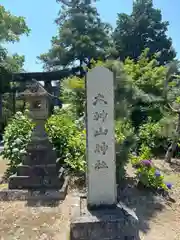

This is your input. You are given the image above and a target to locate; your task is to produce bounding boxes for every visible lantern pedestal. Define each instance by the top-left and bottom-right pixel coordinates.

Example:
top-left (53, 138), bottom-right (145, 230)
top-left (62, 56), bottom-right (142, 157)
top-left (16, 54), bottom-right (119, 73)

top-left (8, 81), bottom-right (69, 198)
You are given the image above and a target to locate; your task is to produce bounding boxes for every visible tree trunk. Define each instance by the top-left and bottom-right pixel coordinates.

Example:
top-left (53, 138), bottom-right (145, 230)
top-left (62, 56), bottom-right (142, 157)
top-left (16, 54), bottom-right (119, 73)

top-left (21, 100), bottom-right (26, 112)
top-left (165, 113), bottom-right (180, 163)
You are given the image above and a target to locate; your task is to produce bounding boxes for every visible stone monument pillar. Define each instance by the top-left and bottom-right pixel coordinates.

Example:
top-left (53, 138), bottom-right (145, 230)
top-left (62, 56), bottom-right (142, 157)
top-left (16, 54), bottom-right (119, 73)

top-left (9, 80), bottom-right (65, 190)
top-left (70, 66), bottom-right (139, 240)
top-left (86, 66), bottom-right (116, 207)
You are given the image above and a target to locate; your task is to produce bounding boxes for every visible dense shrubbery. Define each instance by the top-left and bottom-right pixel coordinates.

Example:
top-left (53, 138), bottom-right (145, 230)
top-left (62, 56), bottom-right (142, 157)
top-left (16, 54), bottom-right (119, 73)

top-left (115, 120), bottom-right (136, 180)
top-left (2, 111), bottom-right (34, 176)
top-left (46, 109), bottom-right (86, 172)
top-left (2, 52), bottom-right (177, 192)
top-left (2, 109), bottom-right (132, 178)
top-left (2, 110), bottom-right (86, 176)
top-left (134, 159), bottom-right (172, 191)
top-left (60, 53), bottom-right (176, 191)
top-left (137, 119), bottom-right (172, 155)
top-left (1, 0), bottom-right (178, 195)
top-left (130, 145), bottom-right (173, 191)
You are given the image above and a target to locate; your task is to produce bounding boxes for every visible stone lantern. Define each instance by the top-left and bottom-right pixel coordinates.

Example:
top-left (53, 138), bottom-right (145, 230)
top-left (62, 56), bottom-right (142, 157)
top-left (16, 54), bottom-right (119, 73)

top-left (9, 80), bottom-right (65, 190)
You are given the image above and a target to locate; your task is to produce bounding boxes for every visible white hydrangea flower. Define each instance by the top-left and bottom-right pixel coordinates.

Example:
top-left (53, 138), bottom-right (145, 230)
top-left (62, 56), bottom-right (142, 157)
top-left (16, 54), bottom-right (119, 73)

top-left (12, 148), bottom-right (19, 153)
top-left (15, 138), bottom-right (22, 145)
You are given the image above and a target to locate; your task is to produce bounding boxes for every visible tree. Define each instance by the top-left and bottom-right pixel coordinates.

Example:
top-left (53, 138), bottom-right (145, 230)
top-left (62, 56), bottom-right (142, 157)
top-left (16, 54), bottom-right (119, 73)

top-left (58, 0), bottom-right (92, 6)
top-left (39, 0), bottom-right (115, 71)
top-left (0, 5), bottom-right (30, 84)
top-left (113, 0), bottom-right (176, 65)
top-left (0, 5), bottom-right (30, 129)
top-left (162, 61), bottom-right (180, 162)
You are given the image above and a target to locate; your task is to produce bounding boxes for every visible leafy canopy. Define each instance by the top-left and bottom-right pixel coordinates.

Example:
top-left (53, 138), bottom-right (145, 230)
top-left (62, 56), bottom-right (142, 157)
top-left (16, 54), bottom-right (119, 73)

top-left (0, 5), bottom-right (30, 92)
top-left (113, 0), bottom-right (176, 65)
top-left (39, 0), bottom-right (113, 70)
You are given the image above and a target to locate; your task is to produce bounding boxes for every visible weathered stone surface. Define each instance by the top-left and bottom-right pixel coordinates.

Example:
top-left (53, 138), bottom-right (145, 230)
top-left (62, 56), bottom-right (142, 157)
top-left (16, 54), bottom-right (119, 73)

top-left (9, 174), bottom-right (64, 189)
top-left (9, 81), bottom-right (68, 192)
top-left (17, 164), bottom-right (59, 176)
top-left (70, 197), bottom-right (140, 240)
top-left (0, 189), bottom-right (29, 201)
top-left (86, 66), bottom-right (116, 206)
top-left (22, 144), bottom-right (57, 166)
top-left (0, 175), bottom-right (69, 201)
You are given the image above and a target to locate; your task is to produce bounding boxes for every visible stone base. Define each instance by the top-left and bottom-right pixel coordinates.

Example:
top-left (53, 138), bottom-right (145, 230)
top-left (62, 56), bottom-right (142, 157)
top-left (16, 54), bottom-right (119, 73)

top-left (8, 175), bottom-right (64, 189)
top-left (9, 166), bottom-right (65, 190)
top-left (0, 176), bottom-right (69, 201)
top-left (17, 164), bottom-right (58, 176)
top-left (70, 197), bottom-right (140, 240)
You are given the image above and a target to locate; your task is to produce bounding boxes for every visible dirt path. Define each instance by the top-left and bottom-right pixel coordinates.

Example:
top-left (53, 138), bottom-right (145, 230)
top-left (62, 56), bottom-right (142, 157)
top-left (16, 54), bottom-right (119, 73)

top-left (0, 159), bottom-right (180, 239)
top-left (142, 189), bottom-right (180, 240)
top-left (139, 204), bottom-right (180, 240)
top-left (0, 158), bottom-right (7, 179)
top-left (0, 193), bottom-right (79, 240)
top-left (126, 160), bottom-right (180, 240)
top-left (0, 191), bottom-right (180, 240)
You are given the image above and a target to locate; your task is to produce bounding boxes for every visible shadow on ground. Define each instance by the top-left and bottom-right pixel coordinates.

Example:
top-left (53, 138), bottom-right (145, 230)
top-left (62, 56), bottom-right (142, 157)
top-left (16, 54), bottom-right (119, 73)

top-left (117, 177), bottom-right (165, 235)
top-left (26, 199), bottom-right (60, 207)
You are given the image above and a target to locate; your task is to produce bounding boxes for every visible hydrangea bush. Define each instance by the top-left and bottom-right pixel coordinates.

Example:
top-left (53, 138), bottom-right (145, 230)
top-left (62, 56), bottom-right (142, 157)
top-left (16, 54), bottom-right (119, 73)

top-left (134, 159), bottom-right (172, 191)
top-left (130, 143), bottom-right (172, 191)
top-left (1, 112), bottom-right (34, 176)
top-left (2, 110), bottom-right (86, 176)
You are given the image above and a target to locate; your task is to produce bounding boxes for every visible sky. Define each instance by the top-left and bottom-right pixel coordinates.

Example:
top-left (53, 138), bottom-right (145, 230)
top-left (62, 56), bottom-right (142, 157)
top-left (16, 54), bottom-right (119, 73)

top-left (1, 0), bottom-right (180, 72)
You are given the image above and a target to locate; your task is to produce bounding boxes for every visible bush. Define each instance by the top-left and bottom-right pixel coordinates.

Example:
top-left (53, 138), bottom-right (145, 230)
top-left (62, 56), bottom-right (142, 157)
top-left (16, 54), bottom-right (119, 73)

top-left (1, 111), bottom-right (34, 176)
top-left (115, 120), bottom-right (136, 181)
top-left (138, 119), bottom-right (170, 155)
top-left (46, 111), bottom-right (86, 172)
top-left (61, 75), bottom-right (85, 118)
top-left (2, 110), bottom-right (86, 176)
top-left (134, 159), bottom-right (172, 191)
top-left (131, 145), bottom-right (172, 191)
top-left (2, 108), bottom-right (136, 180)
top-left (130, 144), bottom-right (153, 166)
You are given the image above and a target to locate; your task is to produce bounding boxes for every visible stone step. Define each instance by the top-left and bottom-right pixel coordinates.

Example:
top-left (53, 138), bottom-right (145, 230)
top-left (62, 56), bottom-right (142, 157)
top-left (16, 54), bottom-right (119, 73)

top-left (9, 175), bottom-right (64, 190)
top-left (25, 144), bottom-right (56, 152)
top-left (17, 164), bottom-right (59, 176)
top-left (26, 143), bottom-right (54, 151)
top-left (22, 151), bottom-right (57, 165)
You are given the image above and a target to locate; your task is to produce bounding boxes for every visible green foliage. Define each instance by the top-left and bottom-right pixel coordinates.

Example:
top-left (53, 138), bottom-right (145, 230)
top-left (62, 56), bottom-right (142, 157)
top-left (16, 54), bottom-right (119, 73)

top-left (61, 55), bottom-right (174, 180)
top-left (137, 113), bottom-right (179, 157)
top-left (62, 51), bottom-right (168, 127)
top-left (123, 49), bottom-right (167, 128)
top-left (46, 111), bottom-right (86, 172)
top-left (61, 75), bottom-right (85, 118)
top-left (138, 120), bottom-right (166, 153)
top-left (2, 108), bottom-right (136, 180)
top-left (0, 5), bottom-right (29, 77)
top-left (124, 49), bottom-right (167, 95)
top-left (2, 110), bottom-right (86, 176)
top-left (113, 0), bottom-right (176, 64)
top-left (39, 1), bottom-right (113, 69)
top-left (0, 5), bottom-right (30, 43)
top-left (130, 144), bottom-right (152, 166)
top-left (131, 147), bottom-right (172, 191)
top-left (115, 120), bottom-right (136, 180)
top-left (0, 5), bottom-right (29, 131)
top-left (1, 112), bottom-right (34, 176)
top-left (61, 60), bottom-right (106, 118)
top-left (136, 161), bottom-right (168, 191)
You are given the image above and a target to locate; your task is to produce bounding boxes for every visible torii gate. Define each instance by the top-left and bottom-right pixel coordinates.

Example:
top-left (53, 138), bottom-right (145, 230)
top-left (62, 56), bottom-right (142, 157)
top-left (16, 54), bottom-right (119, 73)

top-left (11, 67), bottom-right (83, 113)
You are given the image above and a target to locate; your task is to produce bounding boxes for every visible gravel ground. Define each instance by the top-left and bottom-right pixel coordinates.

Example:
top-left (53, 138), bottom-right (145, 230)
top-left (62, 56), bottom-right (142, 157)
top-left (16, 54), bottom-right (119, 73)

top-left (0, 193), bottom-right (80, 240)
top-left (0, 190), bottom-right (180, 240)
top-left (0, 160), bottom-right (180, 239)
